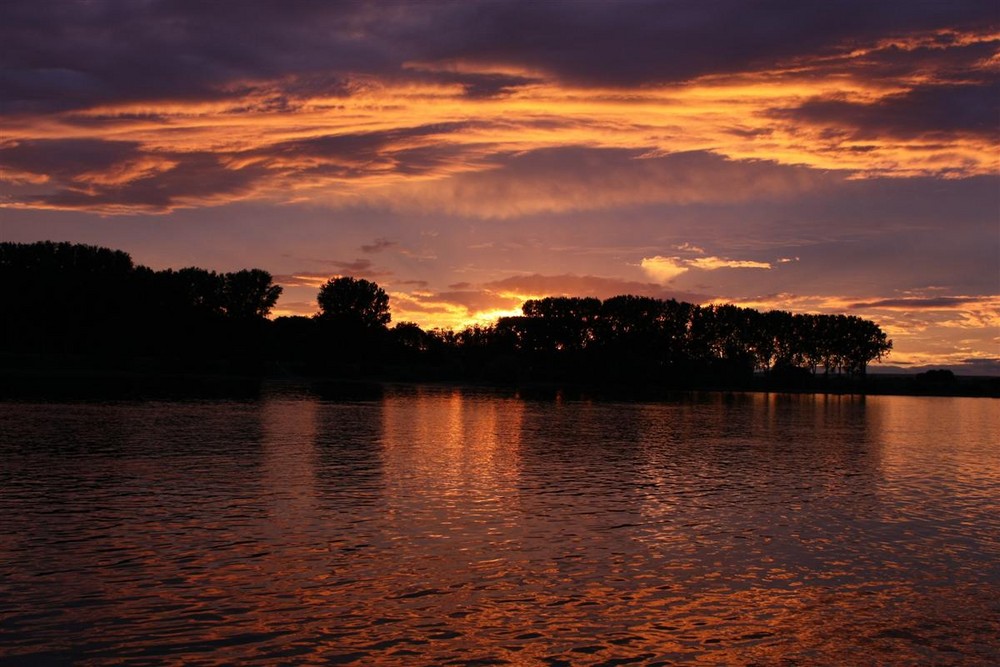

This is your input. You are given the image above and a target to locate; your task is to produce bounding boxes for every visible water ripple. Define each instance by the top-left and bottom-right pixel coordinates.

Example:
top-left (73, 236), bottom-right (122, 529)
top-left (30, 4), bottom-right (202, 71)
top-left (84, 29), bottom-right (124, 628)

top-left (1, 389), bottom-right (997, 665)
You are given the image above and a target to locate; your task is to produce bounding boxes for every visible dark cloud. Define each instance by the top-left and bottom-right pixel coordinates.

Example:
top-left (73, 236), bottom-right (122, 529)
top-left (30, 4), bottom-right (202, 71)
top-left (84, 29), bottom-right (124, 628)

top-left (775, 80), bottom-right (1000, 139)
top-left (782, 31), bottom-right (998, 85)
top-left (263, 123), bottom-right (477, 163)
top-left (245, 124), bottom-right (494, 183)
top-left (404, 68), bottom-right (542, 98)
top-left (389, 143), bottom-right (492, 177)
top-left (849, 296), bottom-right (989, 309)
top-left (958, 358), bottom-right (1000, 375)
top-left (0, 140), bottom-right (271, 212)
top-left (319, 258), bottom-right (392, 277)
top-left (405, 0), bottom-right (996, 87)
top-left (0, 1), bottom-right (382, 113)
top-left (274, 259), bottom-right (392, 287)
top-left (329, 259), bottom-right (373, 273)
top-left (360, 238), bottom-right (397, 254)
top-left (3, 0), bottom-right (995, 113)
top-left (0, 139), bottom-right (142, 180)
top-left (273, 259), bottom-right (391, 286)
top-left (0, 124), bottom-right (492, 212)
top-left (879, 358), bottom-right (1000, 375)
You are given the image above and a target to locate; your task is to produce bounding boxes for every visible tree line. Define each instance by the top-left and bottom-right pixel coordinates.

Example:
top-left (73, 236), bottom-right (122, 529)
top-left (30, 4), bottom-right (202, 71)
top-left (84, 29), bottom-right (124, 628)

top-left (1, 241), bottom-right (281, 372)
top-left (2, 242), bottom-right (891, 386)
top-left (451, 295), bottom-right (891, 385)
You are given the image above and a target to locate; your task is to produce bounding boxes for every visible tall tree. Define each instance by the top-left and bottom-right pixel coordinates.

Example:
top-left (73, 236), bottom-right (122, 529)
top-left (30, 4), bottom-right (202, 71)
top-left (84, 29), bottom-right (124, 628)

top-left (317, 277), bottom-right (391, 329)
top-left (223, 269), bottom-right (282, 320)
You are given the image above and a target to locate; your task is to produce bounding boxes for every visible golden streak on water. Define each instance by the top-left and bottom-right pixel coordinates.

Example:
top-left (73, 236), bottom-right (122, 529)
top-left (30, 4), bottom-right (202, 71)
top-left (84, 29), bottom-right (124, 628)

top-left (0, 389), bottom-right (997, 665)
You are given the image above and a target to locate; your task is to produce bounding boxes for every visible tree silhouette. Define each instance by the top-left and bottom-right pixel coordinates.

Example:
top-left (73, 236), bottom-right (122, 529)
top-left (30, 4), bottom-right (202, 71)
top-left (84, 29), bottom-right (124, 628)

top-left (391, 321), bottom-right (431, 353)
top-left (1, 241), bottom-right (135, 352)
top-left (522, 296), bottom-right (602, 352)
top-left (2, 241), bottom-right (904, 391)
top-left (317, 277), bottom-right (390, 328)
top-left (439, 294), bottom-right (895, 386)
top-left (223, 269), bottom-right (283, 320)
top-left (1, 241), bottom-right (283, 369)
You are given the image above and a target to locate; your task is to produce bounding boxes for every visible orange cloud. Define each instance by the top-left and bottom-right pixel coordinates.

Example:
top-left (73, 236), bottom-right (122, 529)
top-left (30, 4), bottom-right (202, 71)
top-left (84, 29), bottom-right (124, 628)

top-left (688, 257), bottom-right (772, 271)
top-left (272, 273), bottom-right (337, 288)
top-left (2, 25), bottom-right (996, 214)
top-left (640, 256), bottom-right (688, 282)
top-left (369, 273), bottom-right (711, 331)
top-left (641, 254), bottom-right (772, 283)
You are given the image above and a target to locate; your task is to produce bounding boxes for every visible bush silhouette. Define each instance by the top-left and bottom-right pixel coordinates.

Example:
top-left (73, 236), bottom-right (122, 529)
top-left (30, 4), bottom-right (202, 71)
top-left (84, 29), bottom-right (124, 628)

top-left (317, 277), bottom-right (390, 329)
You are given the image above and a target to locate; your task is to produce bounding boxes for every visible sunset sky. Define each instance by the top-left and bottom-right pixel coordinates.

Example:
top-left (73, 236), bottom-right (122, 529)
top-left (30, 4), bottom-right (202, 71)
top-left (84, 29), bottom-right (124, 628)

top-left (2, 1), bottom-right (997, 371)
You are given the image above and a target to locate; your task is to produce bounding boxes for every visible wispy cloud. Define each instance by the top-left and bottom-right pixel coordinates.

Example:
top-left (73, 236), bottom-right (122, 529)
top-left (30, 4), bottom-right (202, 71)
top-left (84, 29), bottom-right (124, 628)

top-left (641, 254), bottom-right (772, 283)
top-left (360, 238), bottom-right (397, 254)
top-left (3, 15), bottom-right (996, 214)
top-left (847, 296), bottom-right (999, 311)
top-left (273, 259), bottom-right (392, 287)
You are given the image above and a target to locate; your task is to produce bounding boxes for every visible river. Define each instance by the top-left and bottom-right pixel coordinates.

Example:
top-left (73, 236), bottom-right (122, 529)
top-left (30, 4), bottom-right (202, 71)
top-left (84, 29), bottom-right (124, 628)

top-left (1, 386), bottom-right (997, 665)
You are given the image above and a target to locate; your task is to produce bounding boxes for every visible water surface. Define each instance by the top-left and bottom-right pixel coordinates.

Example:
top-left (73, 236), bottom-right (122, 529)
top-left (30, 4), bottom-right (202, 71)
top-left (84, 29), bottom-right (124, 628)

top-left (1, 387), bottom-right (998, 665)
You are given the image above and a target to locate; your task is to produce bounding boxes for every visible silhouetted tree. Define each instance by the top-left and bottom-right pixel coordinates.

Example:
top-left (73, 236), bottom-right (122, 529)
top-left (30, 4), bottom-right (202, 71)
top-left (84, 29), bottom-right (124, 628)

top-left (1, 241), bottom-right (135, 352)
top-left (841, 315), bottom-right (892, 376)
top-left (223, 269), bottom-right (283, 320)
top-left (1, 241), bottom-right (284, 372)
top-left (310, 277), bottom-right (391, 373)
top-left (317, 277), bottom-right (390, 328)
top-left (2, 241), bottom-right (899, 389)
top-left (155, 268), bottom-right (225, 318)
top-left (390, 321), bottom-right (430, 353)
top-left (519, 297), bottom-right (600, 355)
top-left (914, 369), bottom-right (957, 392)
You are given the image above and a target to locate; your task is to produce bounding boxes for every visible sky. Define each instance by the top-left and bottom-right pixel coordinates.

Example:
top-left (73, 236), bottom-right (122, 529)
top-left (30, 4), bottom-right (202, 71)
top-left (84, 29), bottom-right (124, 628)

top-left (1, 0), bottom-right (998, 372)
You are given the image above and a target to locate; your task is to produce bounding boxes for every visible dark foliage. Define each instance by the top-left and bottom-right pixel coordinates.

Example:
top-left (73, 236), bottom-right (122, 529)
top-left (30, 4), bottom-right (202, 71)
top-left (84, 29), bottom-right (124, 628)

top-left (317, 277), bottom-right (390, 328)
top-left (3, 242), bottom-right (894, 390)
top-left (913, 368), bottom-right (958, 393)
top-left (310, 277), bottom-right (392, 372)
top-left (1, 241), bottom-right (281, 372)
top-left (445, 296), bottom-right (892, 387)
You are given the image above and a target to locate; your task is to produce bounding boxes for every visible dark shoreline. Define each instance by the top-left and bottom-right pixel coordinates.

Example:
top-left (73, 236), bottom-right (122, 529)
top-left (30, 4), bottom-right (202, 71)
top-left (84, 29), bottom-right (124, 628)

top-left (2, 357), bottom-right (997, 401)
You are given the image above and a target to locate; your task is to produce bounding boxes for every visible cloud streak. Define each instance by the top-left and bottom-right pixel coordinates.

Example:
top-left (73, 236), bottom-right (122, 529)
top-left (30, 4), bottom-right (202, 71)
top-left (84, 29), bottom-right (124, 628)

top-left (641, 254), bottom-right (772, 283)
top-left (3, 1), bottom-right (994, 110)
top-left (3, 6), bottom-right (997, 213)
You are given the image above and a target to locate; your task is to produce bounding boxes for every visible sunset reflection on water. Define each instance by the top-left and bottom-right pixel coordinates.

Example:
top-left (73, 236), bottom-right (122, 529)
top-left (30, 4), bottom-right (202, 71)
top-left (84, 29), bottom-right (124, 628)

top-left (1, 388), bottom-right (997, 665)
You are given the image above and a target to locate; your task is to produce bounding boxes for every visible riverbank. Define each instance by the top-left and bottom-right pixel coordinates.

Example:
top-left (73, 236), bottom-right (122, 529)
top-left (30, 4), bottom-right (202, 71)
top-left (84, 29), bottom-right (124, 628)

top-left (2, 353), bottom-right (997, 400)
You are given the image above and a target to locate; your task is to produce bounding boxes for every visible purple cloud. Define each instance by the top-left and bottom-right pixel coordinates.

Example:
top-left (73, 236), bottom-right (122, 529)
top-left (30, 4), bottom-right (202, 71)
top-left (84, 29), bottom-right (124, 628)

top-left (3, 0), bottom-right (995, 114)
